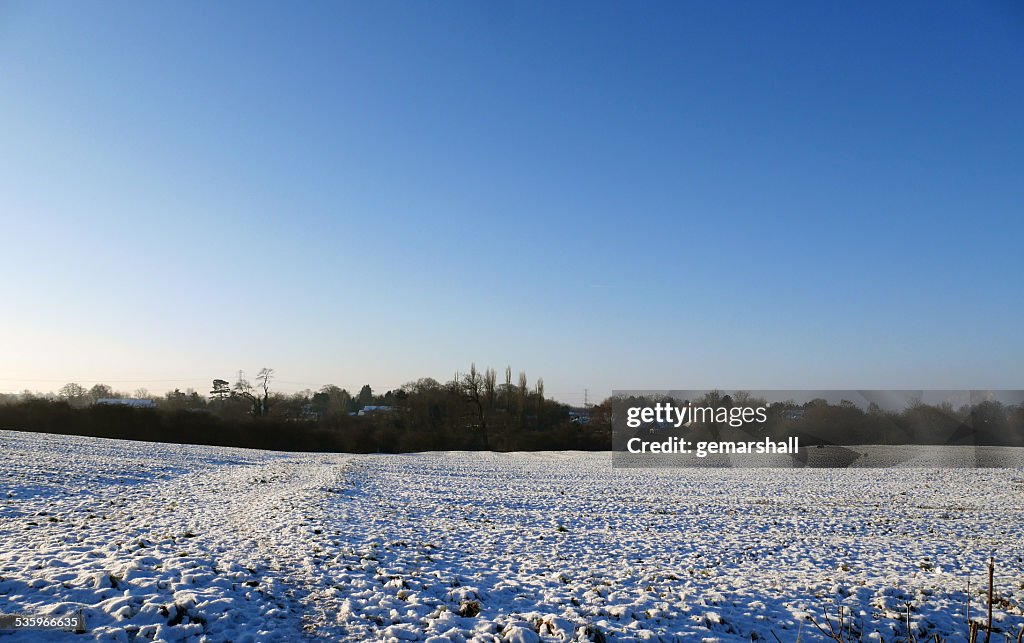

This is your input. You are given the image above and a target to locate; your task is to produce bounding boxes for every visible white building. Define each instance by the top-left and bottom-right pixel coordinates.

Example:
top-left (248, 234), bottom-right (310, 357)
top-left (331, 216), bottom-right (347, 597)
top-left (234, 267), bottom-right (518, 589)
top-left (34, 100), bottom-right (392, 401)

top-left (95, 398), bottom-right (157, 409)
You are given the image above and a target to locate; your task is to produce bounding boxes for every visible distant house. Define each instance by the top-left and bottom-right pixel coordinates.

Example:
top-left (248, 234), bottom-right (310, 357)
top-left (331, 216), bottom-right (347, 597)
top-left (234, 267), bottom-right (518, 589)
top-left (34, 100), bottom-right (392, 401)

top-left (357, 405), bottom-right (393, 416)
top-left (781, 409), bottom-right (805, 421)
top-left (300, 403), bottom-right (323, 421)
top-left (568, 409), bottom-right (591, 424)
top-left (645, 420), bottom-right (675, 434)
top-left (95, 398), bottom-right (157, 409)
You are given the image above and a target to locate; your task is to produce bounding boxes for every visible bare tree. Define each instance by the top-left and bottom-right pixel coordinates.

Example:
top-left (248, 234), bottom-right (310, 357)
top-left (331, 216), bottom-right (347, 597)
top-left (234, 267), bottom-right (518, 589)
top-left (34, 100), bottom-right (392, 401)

top-left (517, 371), bottom-right (528, 425)
top-left (88, 383), bottom-right (114, 402)
top-left (317, 384), bottom-right (351, 416)
top-left (463, 363), bottom-right (489, 449)
top-left (504, 366), bottom-right (512, 409)
top-left (255, 368), bottom-right (274, 416)
top-left (233, 370), bottom-right (261, 416)
top-left (484, 368), bottom-right (496, 410)
top-left (59, 383), bottom-right (87, 406)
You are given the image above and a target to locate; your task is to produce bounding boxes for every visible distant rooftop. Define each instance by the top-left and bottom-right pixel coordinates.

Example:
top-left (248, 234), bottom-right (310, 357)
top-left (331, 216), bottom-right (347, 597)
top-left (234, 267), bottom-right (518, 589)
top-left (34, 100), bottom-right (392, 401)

top-left (95, 398), bottom-right (157, 408)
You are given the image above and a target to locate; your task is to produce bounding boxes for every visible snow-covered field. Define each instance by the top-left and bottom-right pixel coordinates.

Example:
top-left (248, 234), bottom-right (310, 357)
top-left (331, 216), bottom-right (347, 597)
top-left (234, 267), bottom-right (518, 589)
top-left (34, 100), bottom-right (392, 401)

top-left (2, 430), bottom-right (1023, 642)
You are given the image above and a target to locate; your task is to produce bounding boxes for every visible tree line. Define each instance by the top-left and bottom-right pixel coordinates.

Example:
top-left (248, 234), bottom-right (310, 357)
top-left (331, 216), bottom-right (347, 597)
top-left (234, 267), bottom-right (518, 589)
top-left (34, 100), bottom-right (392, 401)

top-left (0, 366), bottom-right (611, 453)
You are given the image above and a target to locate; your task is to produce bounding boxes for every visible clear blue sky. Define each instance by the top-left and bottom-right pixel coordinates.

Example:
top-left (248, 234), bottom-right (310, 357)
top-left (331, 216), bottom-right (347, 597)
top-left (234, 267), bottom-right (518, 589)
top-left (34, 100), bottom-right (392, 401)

top-left (2, 1), bottom-right (1022, 404)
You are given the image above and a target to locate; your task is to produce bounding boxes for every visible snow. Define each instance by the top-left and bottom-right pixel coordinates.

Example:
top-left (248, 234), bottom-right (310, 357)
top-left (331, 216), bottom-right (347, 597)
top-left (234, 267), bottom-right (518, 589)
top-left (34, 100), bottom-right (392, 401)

top-left (2, 430), bottom-right (1024, 641)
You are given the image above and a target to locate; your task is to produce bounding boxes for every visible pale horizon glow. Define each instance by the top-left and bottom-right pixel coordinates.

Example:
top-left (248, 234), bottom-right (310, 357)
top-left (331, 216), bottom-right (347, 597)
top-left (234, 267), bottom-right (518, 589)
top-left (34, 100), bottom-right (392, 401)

top-left (2, 1), bottom-right (1023, 405)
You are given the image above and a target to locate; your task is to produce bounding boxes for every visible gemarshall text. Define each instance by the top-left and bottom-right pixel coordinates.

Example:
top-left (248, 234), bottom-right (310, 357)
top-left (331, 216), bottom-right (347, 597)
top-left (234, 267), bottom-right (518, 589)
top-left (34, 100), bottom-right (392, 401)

top-left (625, 436), bottom-right (801, 458)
